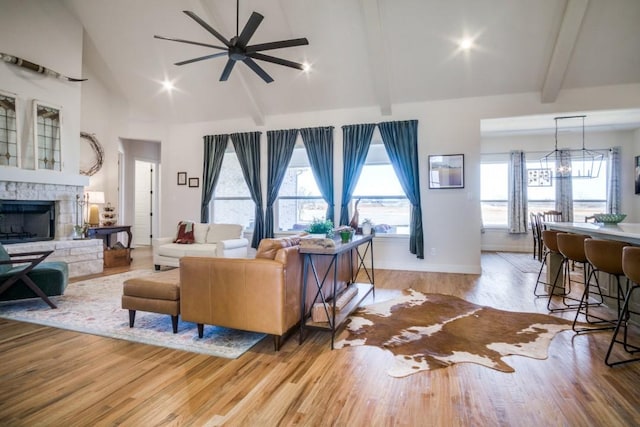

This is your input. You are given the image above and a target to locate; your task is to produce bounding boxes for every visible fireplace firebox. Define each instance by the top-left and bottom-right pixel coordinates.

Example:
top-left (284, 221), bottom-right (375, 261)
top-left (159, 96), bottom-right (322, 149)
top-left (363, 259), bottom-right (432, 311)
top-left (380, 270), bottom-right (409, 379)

top-left (0, 200), bottom-right (56, 244)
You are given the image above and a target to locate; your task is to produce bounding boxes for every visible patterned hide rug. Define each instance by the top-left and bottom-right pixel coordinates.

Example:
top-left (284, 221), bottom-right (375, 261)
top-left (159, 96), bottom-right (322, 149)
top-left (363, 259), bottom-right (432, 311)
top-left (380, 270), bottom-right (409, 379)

top-left (334, 289), bottom-right (575, 377)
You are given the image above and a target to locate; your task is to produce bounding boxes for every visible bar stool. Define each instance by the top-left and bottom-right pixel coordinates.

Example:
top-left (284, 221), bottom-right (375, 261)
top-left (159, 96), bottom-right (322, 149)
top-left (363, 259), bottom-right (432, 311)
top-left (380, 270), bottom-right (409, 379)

top-left (572, 239), bottom-right (629, 333)
top-left (534, 230), bottom-right (563, 297)
top-left (548, 233), bottom-right (591, 312)
top-left (605, 246), bottom-right (640, 367)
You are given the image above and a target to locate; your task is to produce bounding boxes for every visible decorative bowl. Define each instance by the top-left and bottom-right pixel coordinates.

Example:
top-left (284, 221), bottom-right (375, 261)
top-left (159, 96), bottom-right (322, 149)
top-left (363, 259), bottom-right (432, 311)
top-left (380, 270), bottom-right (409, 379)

top-left (593, 213), bottom-right (627, 224)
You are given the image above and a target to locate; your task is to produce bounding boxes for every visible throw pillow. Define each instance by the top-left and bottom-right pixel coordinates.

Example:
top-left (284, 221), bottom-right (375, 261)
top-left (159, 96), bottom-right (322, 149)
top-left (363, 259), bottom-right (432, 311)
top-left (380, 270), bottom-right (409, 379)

top-left (174, 221), bottom-right (195, 244)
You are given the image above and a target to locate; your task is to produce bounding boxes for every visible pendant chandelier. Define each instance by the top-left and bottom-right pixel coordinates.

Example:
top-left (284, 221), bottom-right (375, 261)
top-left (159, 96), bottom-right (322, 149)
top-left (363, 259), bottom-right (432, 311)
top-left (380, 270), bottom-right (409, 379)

top-left (540, 115), bottom-right (604, 179)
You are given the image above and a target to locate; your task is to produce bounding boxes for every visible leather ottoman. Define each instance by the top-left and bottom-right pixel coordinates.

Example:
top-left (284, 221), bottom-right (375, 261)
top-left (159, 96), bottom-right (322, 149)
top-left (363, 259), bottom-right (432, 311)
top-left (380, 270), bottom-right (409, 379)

top-left (121, 269), bottom-right (180, 333)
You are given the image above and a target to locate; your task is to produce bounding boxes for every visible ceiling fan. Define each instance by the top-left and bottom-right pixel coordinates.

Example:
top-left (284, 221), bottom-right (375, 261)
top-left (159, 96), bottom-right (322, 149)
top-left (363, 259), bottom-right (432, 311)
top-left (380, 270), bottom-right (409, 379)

top-left (154, 1), bottom-right (309, 83)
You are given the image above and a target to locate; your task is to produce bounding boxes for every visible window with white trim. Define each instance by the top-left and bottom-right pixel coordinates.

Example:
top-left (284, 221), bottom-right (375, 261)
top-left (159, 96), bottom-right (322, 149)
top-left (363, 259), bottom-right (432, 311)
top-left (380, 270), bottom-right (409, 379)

top-left (0, 91), bottom-right (19, 167)
top-left (480, 154), bottom-right (607, 227)
top-left (33, 100), bottom-right (61, 171)
top-left (212, 145), bottom-right (255, 230)
top-left (276, 142), bottom-right (327, 232)
top-left (351, 141), bottom-right (410, 235)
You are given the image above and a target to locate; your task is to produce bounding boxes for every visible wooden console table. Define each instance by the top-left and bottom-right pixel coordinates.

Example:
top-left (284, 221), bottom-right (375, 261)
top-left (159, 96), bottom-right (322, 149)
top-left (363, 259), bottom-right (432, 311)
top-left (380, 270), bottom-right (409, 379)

top-left (87, 225), bottom-right (132, 249)
top-left (299, 234), bottom-right (375, 349)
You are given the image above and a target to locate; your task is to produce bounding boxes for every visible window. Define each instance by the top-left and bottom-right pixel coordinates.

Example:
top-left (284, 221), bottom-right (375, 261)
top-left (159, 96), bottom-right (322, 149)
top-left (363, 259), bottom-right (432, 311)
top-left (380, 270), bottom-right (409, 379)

top-left (33, 100), bottom-right (61, 171)
top-left (480, 160), bottom-right (508, 226)
top-left (276, 142), bottom-right (327, 232)
top-left (0, 91), bottom-right (19, 167)
top-left (351, 142), bottom-right (410, 235)
top-left (212, 146), bottom-right (254, 230)
top-left (480, 154), bottom-right (608, 226)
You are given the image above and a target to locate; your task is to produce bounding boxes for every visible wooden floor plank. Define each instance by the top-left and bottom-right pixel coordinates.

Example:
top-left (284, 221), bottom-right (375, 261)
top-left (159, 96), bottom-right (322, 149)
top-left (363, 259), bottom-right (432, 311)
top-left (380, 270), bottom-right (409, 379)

top-left (0, 248), bottom-right (639, 425)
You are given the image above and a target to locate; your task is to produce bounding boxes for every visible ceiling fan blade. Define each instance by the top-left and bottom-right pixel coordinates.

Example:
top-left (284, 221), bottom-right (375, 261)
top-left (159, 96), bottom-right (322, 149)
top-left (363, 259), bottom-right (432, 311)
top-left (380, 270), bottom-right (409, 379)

top-left (175, 52), bottom-right (228, 66)
top-left (183, 10), bottom-right (231, 47)
top-left (246, 38), bottom-right (309, 53)
top-left (248, 52), bottom-right (304, 70)
top-left (154, 35), bottom-right (227, 51)
top-left (220, 59), bottom-right (236, 81)
top-left (243, 57), bottom-right (274, 83)
top-left (236, 12), bottom-right (264, 48)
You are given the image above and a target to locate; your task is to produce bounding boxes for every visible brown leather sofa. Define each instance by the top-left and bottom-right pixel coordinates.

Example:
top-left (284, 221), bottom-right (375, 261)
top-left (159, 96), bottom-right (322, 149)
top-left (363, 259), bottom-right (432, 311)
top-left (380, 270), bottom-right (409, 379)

top-left (179, 235), bottom-right (352, 350)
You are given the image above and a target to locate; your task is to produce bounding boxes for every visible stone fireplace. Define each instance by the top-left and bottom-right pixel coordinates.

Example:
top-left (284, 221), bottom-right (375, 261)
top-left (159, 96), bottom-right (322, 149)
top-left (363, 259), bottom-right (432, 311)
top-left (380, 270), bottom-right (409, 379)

top-left (0, 180), bottom-right (103, 277)
top-left (0, 200), bottom-right (56, 244)
top-left (0, 181), bottom-right (82, 240)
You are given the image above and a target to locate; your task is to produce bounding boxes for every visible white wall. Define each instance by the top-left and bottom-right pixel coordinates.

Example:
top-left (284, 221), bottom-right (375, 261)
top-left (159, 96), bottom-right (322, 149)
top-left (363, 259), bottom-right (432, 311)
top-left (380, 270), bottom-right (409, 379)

top-left (152, 84), bottom-right (640, 274)
top-left (7, 1), bottom-right (639, 274)
top-left (0, 0), bottom-right (87, 187)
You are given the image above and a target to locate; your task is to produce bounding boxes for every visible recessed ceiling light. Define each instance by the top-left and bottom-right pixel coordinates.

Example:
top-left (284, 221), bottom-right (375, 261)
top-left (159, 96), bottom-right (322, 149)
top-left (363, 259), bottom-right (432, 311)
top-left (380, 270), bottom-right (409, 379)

top-left (459, 38), bottom-right (473, 50)
top-left (161, 79), bottom-right (175, 91)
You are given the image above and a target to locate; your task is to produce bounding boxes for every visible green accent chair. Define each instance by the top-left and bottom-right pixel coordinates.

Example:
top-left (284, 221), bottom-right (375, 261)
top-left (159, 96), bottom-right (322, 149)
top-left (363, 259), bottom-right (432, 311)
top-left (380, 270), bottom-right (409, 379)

top-left (0, 244), bottom-right (68, 308)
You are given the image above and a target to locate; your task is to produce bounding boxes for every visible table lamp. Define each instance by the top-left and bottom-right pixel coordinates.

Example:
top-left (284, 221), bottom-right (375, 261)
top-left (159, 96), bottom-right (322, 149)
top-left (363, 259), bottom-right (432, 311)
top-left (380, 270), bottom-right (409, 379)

top-left (85, 191), bottom-right (105, 226)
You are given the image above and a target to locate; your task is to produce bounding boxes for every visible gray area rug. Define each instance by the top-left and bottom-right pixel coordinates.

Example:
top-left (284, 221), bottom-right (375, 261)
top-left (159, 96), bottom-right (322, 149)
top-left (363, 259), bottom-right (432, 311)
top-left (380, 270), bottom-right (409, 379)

top-left (497, 252), bottom-right (542, 273)
top-left (0, 270), bottom-right (265, 359)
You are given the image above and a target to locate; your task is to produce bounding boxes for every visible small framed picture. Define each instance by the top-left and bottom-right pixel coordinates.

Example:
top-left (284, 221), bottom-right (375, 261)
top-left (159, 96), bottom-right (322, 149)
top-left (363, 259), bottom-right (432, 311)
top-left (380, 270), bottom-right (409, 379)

top-left (189, 177), bottom-right (200, 188)
top-left (527, 168), bottom-right (552, 187)
top-left (177, 172), bottom-right (187, 185)
top-left (635, 156), bottom-right (640, 195)
top-left (428, 154), bottom-right (464, 189)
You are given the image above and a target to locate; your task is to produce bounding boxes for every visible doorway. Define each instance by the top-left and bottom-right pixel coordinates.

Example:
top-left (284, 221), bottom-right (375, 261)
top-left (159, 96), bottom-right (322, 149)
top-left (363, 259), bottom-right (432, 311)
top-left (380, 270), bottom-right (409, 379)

top-left (134, 160), bottom-right (155, 246)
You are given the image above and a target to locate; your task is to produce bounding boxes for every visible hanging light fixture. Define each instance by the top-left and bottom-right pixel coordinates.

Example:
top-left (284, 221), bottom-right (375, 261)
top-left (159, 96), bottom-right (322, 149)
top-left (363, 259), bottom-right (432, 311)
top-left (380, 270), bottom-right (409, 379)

top-left (540, 115), bottom-right (604, 179)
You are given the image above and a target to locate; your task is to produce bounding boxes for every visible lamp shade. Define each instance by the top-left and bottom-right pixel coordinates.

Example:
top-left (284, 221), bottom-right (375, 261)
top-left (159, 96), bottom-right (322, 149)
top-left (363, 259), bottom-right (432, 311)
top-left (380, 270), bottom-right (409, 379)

top-left (85, 191), bottom-right (105, 204)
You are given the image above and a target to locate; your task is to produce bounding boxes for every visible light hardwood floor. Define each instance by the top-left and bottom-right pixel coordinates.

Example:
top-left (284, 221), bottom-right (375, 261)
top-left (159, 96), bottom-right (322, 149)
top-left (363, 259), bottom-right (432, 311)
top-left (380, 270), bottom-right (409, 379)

top-left (1, 247), bottom-right (639, 426)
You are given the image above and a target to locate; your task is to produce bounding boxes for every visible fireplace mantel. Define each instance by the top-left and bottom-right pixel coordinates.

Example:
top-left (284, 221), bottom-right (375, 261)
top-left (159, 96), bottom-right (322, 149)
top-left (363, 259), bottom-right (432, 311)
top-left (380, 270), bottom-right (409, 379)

top-left (0, 168), bottom-right (89, 187)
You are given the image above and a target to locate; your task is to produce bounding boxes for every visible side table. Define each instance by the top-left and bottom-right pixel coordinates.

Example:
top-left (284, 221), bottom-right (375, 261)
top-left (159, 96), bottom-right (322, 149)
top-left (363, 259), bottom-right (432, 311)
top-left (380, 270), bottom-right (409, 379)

top-left (86, 225), bottom-right (132, 249)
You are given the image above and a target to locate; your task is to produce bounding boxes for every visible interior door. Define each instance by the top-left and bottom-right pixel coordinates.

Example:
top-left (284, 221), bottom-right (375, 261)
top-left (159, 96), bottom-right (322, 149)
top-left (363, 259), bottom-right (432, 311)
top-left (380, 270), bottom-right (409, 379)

top-left (134, 160), bottom-right (153, 246)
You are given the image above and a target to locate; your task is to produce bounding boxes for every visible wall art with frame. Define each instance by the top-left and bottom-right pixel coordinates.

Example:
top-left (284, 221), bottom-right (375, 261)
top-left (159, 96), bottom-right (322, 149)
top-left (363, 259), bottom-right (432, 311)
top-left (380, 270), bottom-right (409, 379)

top-left (428, 154), bottom-right (464, 189)
top-left (635, 156), bottom-right (640, 195)
top-left (189, 177), bottom-right (200, 188)
top-left (177, 171), bottom-right (187, 185)
top-left (527, 168), bottom-right (552, 187)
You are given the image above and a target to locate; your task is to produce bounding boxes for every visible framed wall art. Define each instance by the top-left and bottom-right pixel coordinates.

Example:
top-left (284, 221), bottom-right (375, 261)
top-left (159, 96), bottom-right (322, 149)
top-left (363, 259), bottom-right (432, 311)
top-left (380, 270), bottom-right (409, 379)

top-left (0, 89), bottom-right (20, 167)
top-left (33, 100), bottom-right (62, 171)
top-left (635, 156), bottom-right (640, 195)
top-left (428, 154), bottom-right (464, 189)
top-left (177, 171), bottom-right (187, 185)
top-left (527, 168), bottom-right (552, 187)
top-left (189, 177), bottom-right (200, 188)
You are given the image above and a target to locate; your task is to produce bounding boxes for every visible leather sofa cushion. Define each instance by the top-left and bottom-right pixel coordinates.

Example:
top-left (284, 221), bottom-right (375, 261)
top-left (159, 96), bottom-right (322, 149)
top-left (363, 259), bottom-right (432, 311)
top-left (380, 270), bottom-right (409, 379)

top-left (256, 236), bottom-right (304, 260)
top-left (157, 243), bottom-right (218, 258)
top-left (123, 269), bottom-right (180, 300)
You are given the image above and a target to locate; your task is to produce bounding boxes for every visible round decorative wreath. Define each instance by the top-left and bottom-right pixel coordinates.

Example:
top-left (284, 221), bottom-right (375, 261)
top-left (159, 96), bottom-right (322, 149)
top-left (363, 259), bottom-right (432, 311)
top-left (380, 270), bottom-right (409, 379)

top-left (79, 131), bottom-right (104, 176)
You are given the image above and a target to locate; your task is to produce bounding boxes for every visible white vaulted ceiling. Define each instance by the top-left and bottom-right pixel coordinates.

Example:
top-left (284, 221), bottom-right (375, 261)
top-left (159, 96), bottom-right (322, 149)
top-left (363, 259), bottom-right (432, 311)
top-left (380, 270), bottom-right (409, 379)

top-left (62, 0), bottom-right (640, 125)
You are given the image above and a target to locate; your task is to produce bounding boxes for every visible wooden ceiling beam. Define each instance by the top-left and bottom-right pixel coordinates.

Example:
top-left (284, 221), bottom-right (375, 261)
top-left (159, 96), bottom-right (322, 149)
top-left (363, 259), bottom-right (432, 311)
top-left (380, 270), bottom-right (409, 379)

top-left (360, 0), bottom-right (392, 116)
top-left (541, 0), bottom-right (589, 103)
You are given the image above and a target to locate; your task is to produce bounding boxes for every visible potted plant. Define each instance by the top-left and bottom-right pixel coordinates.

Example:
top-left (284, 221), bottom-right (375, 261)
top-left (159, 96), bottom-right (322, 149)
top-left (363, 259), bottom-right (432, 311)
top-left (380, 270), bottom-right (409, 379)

top-left (339, 227), bottom-right (354, 243)
top-left (306, 218), bottom-right (334, 238)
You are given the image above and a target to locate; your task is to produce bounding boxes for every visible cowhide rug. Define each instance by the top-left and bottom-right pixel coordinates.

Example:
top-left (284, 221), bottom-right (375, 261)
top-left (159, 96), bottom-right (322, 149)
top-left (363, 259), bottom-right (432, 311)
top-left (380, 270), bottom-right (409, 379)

top-left (334, 289), bottom-right (576, 377)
